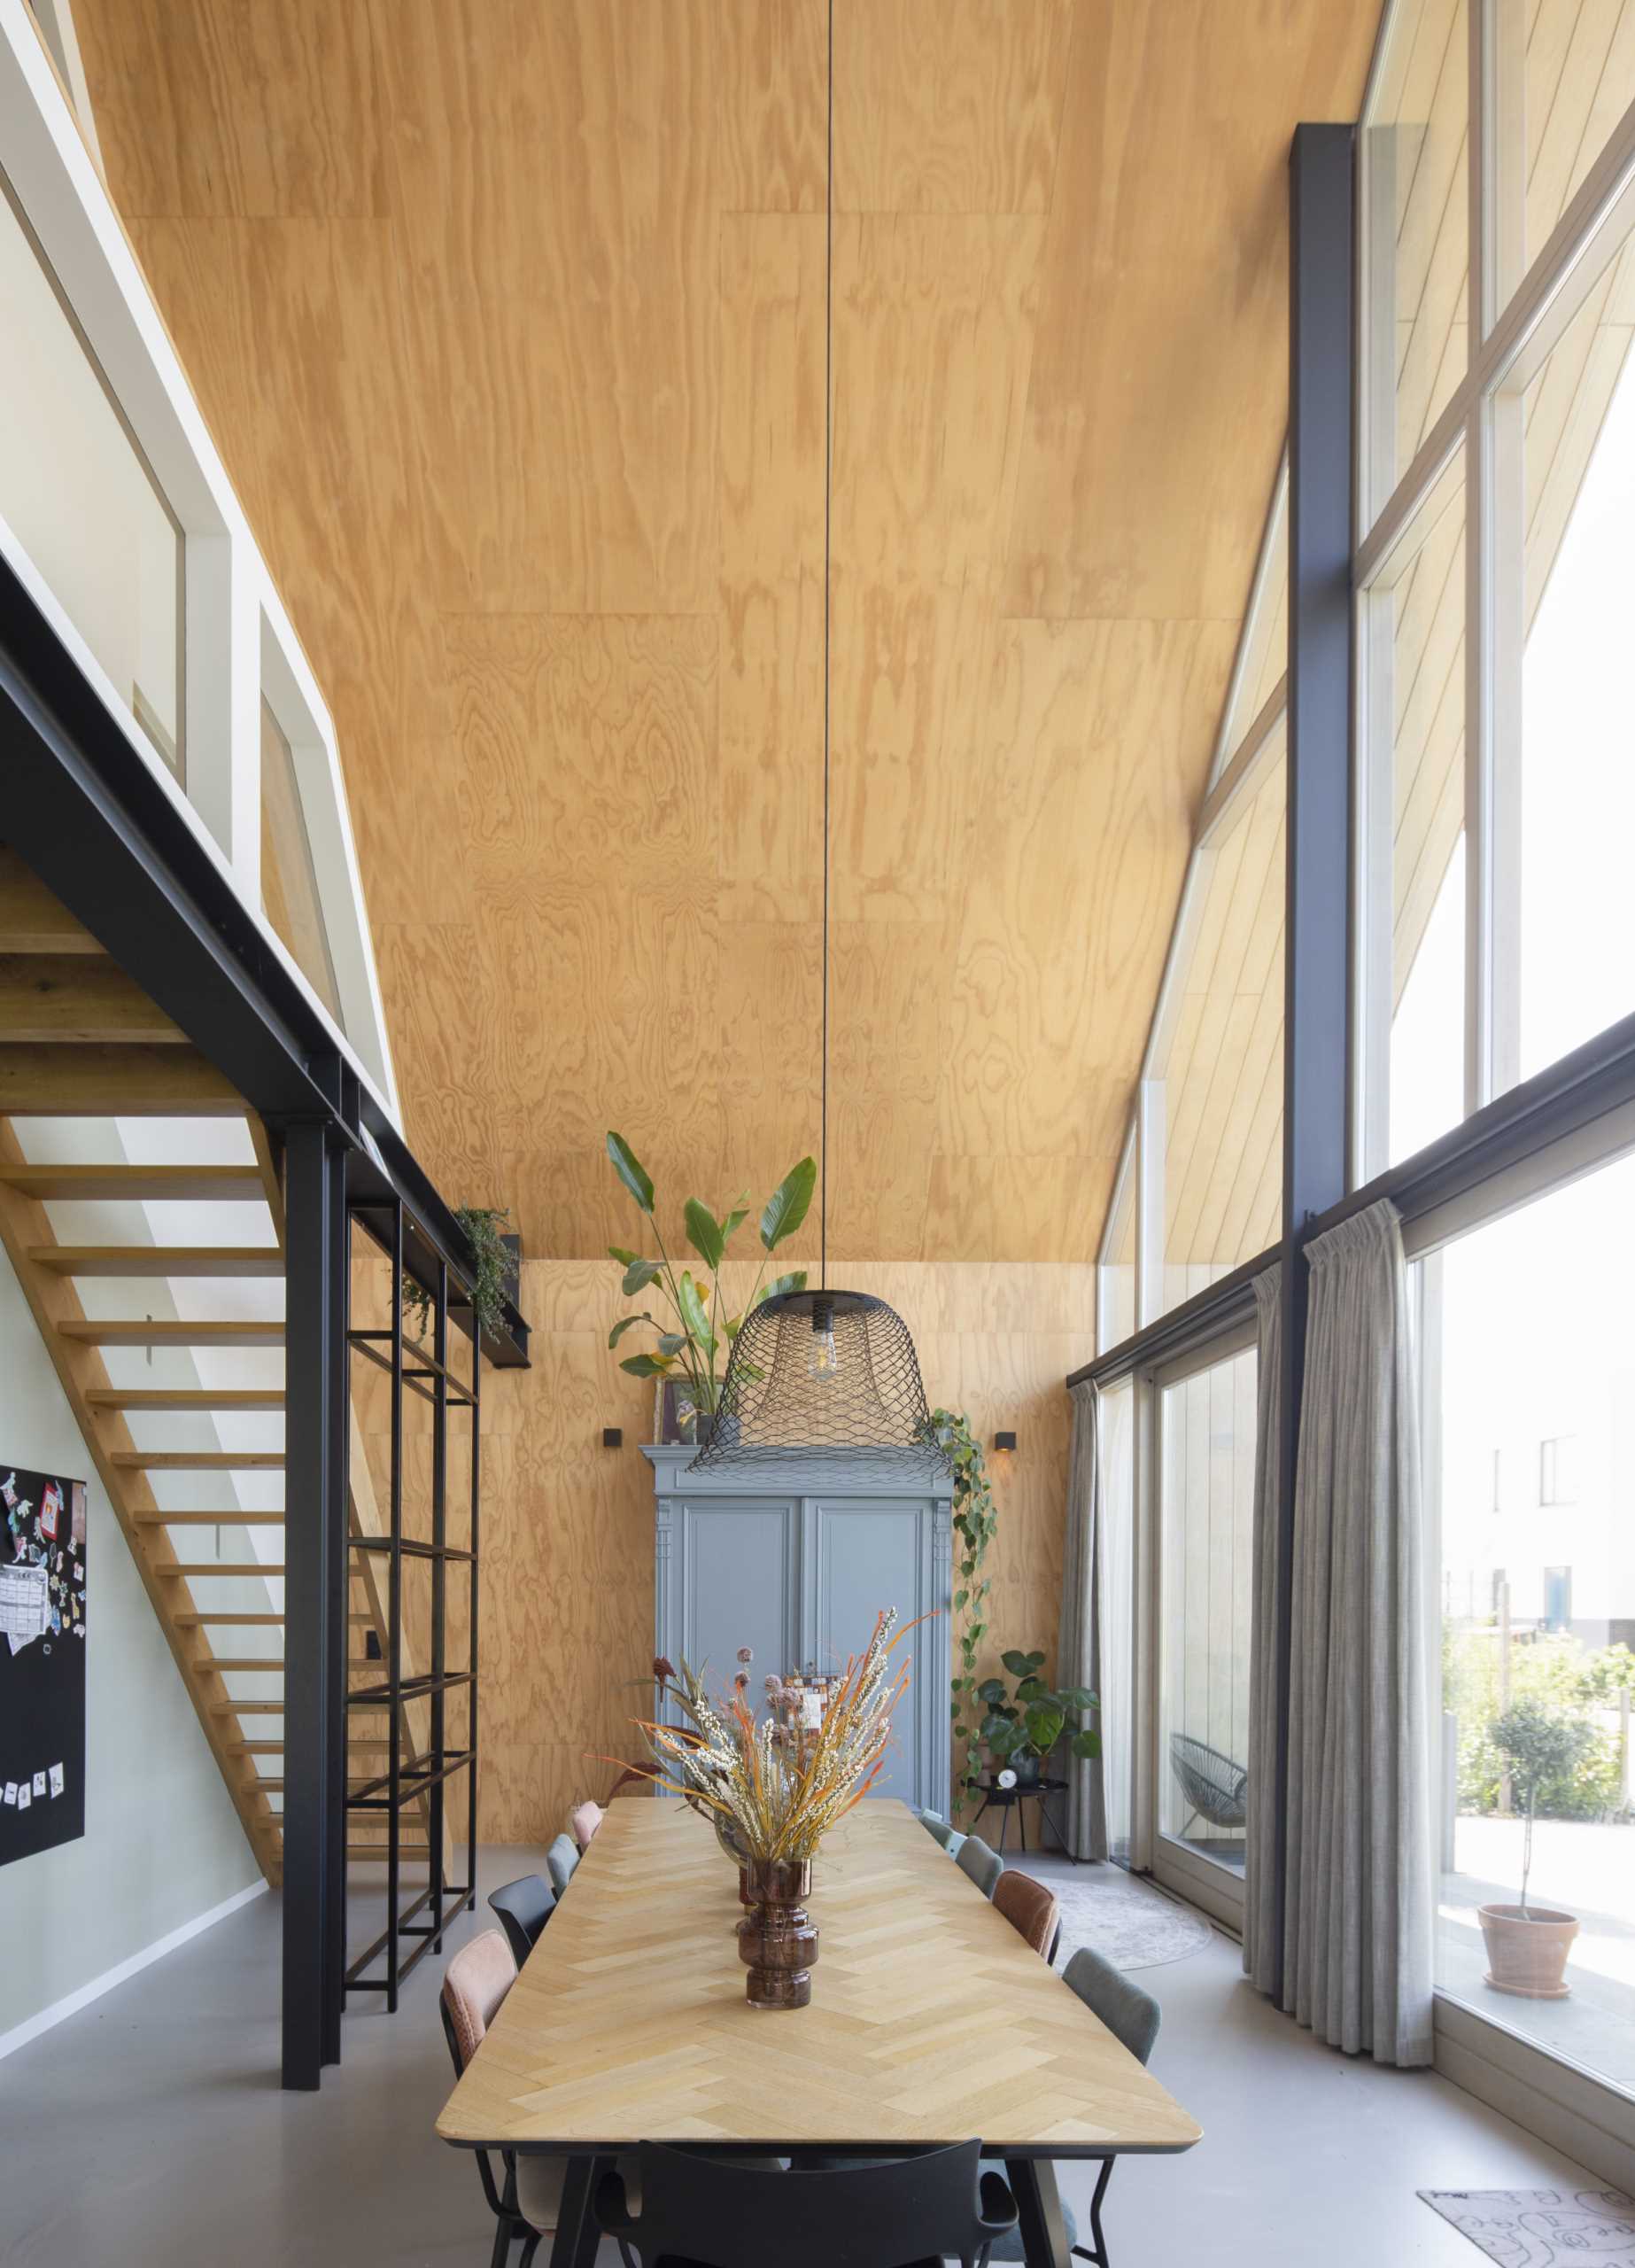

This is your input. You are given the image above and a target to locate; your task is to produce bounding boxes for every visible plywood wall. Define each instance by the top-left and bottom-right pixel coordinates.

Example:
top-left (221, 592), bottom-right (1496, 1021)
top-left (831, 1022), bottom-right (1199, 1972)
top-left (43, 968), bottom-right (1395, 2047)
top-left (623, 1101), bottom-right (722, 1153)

top-left (362, 1257), bottom-right (1094, 1842)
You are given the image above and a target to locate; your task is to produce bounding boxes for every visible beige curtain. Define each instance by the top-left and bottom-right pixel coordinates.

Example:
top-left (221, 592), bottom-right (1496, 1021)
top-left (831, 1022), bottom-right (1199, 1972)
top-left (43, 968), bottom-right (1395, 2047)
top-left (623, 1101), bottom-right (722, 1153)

top-left (1242, 1263), bottom-right (1282, 1996)
top-left (1057, 1378), bottom-right (1108, 1861)
top-left (1283, 1198), bottom-right (1433, 2067)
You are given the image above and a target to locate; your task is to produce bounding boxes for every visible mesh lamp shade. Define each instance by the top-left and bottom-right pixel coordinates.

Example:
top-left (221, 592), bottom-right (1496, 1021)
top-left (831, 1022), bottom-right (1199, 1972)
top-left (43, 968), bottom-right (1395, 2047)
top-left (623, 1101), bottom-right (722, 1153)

top-left (687, 1289), bottom-right (950, 1488)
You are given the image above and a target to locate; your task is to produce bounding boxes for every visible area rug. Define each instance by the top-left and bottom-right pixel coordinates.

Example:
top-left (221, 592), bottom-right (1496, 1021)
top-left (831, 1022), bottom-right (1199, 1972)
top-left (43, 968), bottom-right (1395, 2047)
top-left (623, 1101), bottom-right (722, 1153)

top-left (1420, 2188), bottom-right (1635, 2265)
top-left (1050, 1873), bottom-right (1214, 1972)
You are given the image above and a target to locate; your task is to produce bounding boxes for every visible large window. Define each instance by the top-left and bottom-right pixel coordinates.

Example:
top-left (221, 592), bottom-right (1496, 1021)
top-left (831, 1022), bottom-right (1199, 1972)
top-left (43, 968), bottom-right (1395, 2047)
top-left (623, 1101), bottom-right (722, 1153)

top-left (1421, 1146), bottom-right (1635, 2101)
top-left (1098, 1376), bottom-right (1136, 1868)
top-left (1150, 747), bottom-right (1285, 1319)
top-left (1153, 1332), bottom-right (1258, 1912)
top-left (1357, 5), bottom-right (1635, 1177)
top-left (260, 700), bottom-right (345, 1027)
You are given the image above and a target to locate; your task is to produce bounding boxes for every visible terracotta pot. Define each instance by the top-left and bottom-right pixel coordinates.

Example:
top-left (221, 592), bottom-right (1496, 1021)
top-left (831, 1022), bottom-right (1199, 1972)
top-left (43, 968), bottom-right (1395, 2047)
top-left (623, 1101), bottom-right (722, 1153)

top-left (1478, 1903), bottom-right (1578, 2000)
top-left (737, 1858), bottom-right (818, 2009)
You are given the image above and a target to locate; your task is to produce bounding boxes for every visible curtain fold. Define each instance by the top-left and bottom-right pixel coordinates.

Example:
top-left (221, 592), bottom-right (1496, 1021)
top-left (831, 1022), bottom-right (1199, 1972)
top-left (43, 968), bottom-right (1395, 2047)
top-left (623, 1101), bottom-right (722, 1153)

top-left (1242, 1264), bottom-right (1282, 1995)
top-left (1057, 1378), bottom-right (1108, 1862)
top-left (1283, 1197), bottom-right (1433, 2067)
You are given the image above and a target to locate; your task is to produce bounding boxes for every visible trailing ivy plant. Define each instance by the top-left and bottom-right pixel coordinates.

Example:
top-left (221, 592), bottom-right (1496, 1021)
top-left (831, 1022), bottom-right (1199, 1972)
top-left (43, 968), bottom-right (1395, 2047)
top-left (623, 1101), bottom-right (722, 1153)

top-left (927, 1409), bottom-right (999, 1817)
top-left (402, 1205), bottom-right (515, 1341)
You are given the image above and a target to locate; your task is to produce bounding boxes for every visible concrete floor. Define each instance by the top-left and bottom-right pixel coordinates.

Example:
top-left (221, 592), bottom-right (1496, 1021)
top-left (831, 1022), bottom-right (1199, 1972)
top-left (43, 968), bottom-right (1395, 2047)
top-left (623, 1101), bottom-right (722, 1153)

top-left (0, 1844), bottom-right (1610, 2267)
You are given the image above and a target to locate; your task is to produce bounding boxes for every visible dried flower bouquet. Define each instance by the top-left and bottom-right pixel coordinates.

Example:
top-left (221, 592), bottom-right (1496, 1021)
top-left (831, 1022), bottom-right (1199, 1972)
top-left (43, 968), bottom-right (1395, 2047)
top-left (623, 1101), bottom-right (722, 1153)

top-left (629, 1610), bottom-right (917, 1864)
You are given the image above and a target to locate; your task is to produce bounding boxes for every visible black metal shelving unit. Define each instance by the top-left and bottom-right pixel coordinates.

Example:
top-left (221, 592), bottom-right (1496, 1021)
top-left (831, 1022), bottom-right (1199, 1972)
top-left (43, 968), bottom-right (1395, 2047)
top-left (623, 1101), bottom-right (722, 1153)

top-left (342, 1190), bottom-right (482, 2011)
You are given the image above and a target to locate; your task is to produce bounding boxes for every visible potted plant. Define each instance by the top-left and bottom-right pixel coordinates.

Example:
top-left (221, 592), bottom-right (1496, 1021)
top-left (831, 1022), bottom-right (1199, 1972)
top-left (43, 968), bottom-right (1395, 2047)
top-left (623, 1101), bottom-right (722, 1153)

top-left (976, 1650), bottom-right (1098, 1789)
top-left (605, 1133), bottom-right (814, 1442)
top-left (1478, 1697), bottom-right (1592, 2000)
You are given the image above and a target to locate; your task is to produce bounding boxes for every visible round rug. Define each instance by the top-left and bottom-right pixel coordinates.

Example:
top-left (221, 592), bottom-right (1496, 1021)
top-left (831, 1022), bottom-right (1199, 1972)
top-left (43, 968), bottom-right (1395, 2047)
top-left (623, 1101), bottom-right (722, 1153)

top-left (1050, 1875), bottom-right (1215, 1971)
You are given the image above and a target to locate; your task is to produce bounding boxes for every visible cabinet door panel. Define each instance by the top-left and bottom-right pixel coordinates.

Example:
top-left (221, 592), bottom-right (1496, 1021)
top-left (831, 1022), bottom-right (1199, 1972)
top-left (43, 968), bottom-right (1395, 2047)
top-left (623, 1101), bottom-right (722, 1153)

top-left (813, 1502), bottom-right (928, 1806)
top-left (681, 1500), bottom-right (799, 1711)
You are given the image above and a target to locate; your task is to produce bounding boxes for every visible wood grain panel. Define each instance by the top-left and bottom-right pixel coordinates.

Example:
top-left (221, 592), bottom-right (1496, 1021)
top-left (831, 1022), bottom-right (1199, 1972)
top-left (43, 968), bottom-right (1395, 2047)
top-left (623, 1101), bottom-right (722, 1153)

top-left (834, 0), bottom-right (1073, 215)
top-left (455, 1255), bottom-right (1089, 1843)
top-left (74, 0), bottom-right (1376, 1269)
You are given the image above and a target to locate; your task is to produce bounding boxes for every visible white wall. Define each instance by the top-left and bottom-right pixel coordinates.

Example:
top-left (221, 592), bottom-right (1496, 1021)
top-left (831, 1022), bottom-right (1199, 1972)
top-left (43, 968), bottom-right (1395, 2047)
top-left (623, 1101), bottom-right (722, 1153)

top-left (0, 1240), bottom-right (262, 2045)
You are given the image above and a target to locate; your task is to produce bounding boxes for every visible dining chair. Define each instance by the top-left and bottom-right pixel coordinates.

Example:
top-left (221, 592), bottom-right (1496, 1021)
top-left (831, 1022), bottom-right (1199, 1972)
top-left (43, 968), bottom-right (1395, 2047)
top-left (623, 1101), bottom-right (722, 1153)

top-left (988, 1946), bottom-right (1161, 2268)
top-left (488, 1873), bottom-right (554, 1969)
top-left (440, 1930), bottom-right (566, 2268)
top-left (546, 1831), bottom-right (580, 1897)
top-left (914, 1808), bottom-right (966, 1860)
top-left (569, 1799), bottom-right (605, 1851)
top-left (598, 2138), bottom-right (1017, 2268)
top-left (992, 1869), bottom-right (1058, 1959)
top-left (955, 1833), bottom-right (1003, 1899)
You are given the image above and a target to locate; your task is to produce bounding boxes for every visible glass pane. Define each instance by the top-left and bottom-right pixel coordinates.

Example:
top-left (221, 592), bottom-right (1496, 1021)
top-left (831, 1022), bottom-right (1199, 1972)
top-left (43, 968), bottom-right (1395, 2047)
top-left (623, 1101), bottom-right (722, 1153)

top-left (1100, 1165), bottom-right (1135, 1351)
top-left (0, 169), bottom-right (182, 774)
top-left (1365, 0), bottom-right (1470, 497)
top-left (1368, 447), bottom-right (1468, 1167)
top-left (1158, 1342), bottom-right (1257, 1876)
top-left (1098, 1377), bottom-right (1135, 1868)
top-left (260, 700), bottom-right (344, 1026)
top-left (1495, 0), bottom-right (1635, 308)
top-left (1513, 246), bottom-right (1635, 1080)
top-left (1154, 742), bottom-right (1285, 1319)
top-left (1428, 1147), bottom-right (1635, 2099)
top-left (1214, 483), bottom-right (1287, 772)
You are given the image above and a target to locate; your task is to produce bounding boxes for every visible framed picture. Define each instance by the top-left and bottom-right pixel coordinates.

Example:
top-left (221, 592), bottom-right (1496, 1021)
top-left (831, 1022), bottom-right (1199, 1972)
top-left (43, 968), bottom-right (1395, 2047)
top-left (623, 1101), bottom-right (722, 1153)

top-left (1, 1459), bottom-right (88, 1868)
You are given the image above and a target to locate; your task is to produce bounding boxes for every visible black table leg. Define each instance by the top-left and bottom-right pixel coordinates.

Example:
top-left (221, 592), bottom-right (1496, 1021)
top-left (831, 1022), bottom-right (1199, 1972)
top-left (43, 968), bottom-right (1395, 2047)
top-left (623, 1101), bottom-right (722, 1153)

top-left (1005, 2157), bottom-right (1072, 2268)
top-left (1019, 1798), bottom-right (1028, 1855)
top-left (545, 2154), bottom-right (610, 2268)
top-left (996, 1801), bottom-right (1009, 1856)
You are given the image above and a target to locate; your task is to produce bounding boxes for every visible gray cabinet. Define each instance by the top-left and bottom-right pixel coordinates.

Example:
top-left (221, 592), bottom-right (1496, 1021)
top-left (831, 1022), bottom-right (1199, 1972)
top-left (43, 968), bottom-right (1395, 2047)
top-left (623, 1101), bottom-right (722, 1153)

top-left (646, 1447), bottom-right (952, 1812)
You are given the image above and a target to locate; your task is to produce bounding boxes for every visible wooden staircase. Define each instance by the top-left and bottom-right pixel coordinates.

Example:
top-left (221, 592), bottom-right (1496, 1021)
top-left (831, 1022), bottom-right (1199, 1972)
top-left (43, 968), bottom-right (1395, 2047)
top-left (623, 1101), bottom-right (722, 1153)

top-left (0, 851), bottom-right (443, 1888)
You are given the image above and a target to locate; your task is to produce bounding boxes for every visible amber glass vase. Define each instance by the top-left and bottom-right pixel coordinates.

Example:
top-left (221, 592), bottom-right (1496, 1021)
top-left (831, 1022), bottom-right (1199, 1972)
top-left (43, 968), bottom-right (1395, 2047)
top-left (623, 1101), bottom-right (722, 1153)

top-left (737, 1858), bottom-right (818, 2009)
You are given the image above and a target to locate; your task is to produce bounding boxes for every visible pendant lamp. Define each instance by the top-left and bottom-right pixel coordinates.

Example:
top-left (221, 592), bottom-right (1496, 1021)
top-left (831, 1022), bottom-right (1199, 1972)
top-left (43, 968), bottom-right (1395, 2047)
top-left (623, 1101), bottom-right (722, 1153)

top-left (690, 1), bottom-right (947, 1492)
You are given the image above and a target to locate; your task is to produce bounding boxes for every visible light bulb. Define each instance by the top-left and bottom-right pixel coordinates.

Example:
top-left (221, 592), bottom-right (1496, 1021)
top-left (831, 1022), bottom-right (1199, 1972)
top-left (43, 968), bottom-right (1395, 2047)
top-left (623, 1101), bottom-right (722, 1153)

top-left (807, 1324), bottom-right (840, 1382)
top-left (807, 1299), bottom-right (840, 1383)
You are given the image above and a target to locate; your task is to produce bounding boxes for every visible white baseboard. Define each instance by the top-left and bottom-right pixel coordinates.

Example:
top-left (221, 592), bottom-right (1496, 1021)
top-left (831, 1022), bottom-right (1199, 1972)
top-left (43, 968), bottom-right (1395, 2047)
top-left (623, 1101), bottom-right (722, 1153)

top-left (0, 1876), bottom-right (267, 2062)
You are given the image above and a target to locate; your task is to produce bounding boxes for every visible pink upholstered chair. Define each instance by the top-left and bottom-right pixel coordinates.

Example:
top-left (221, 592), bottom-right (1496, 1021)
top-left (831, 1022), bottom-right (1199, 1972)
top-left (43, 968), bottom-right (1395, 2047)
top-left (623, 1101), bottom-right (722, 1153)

top-left (569, 1799), bottom-right (605, 1852)
top-left (440, 1930), bottom-right (565, 2265)
top-left (993, 1869), bottom-right (1060, 1962)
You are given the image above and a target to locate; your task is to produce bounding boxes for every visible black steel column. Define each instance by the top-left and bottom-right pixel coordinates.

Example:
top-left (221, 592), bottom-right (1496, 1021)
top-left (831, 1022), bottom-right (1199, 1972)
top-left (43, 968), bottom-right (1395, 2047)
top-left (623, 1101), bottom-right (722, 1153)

top-left (283, 1118), bottom-right (348, 2089)
top-left (1273, 123), bottom-right (1355, 1994)
top-left (430, 1260), bottom-right (449, 1951)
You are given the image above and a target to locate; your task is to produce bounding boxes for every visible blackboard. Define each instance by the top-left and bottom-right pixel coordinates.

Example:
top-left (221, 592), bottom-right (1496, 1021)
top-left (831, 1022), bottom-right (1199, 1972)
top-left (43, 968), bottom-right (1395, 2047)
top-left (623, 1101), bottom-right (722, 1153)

top-left (0, 1463), bottom-right (87, 1867)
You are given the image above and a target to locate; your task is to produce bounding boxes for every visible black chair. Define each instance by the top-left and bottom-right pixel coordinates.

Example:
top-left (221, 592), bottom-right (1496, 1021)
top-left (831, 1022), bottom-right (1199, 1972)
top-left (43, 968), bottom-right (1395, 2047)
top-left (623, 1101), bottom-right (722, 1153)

top-left (489, 1872), bottom-right (555, 1969)
top-left (597, 2139), bottom-right (1016, 2268)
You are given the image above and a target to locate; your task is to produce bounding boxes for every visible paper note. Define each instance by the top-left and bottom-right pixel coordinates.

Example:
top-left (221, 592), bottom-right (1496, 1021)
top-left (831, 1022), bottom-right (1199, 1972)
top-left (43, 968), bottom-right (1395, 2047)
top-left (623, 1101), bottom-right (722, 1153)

top-left (49, 1764), bottom-right (64, 1798)
top-left (17, 1784), bottom-right (30, 1811)
top-left (0, 1559), bottom-right (49, 1654)
top-left (32, 1771), bottom-right (45, 1798)
top-left (2, 1784), bottom-right (15, 1806)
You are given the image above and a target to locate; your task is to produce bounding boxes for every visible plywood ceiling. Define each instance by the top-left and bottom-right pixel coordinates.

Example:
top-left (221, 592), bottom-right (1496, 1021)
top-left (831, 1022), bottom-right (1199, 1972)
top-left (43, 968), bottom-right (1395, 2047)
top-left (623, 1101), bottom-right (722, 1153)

top-left (73, 0), bottom-right (1377, 1263)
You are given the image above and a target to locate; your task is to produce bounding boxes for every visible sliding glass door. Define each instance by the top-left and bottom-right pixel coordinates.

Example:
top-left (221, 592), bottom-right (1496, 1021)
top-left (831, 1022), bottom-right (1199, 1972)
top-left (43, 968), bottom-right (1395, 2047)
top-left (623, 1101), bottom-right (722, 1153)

top-left (1417, 1146), bottom-right (1635, 2106)
top-left (1149, 1325), bottom-right (1258, 1922)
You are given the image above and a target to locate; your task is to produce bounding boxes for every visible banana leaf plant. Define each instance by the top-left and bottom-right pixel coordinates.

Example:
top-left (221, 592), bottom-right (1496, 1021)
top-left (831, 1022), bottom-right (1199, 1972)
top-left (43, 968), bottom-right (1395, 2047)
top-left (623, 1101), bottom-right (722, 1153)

top-left (978, 1649), bottom-right (1099, 1775)
top-left (606, 1132), bottom-right (815, 1429)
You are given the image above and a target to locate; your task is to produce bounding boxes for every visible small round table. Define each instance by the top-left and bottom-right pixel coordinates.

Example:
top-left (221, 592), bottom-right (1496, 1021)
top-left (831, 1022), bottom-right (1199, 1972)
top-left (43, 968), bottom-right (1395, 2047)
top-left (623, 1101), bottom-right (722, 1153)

top-left (969, 1772), bottom-right (1077, 1860)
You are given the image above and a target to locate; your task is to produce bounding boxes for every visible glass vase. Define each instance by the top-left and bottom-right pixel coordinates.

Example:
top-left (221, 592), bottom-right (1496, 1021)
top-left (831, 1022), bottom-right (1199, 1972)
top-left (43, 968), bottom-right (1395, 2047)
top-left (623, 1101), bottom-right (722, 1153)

top-left (736, 1858), bottom-right (818, 2009)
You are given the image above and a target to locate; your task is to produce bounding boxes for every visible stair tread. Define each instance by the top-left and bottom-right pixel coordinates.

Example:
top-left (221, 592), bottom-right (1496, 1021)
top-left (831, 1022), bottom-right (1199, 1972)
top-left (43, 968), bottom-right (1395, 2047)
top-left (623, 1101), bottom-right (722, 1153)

top-left (28, 1245), bottom-right (283, 1278)
top-left (0, 1163), bottom-right (264, 1199)
top-left (172, 1612), bottom-right (286, 1627)
top-left (89, 1388), bottom-right (286, 1410)
top-left (135, 1511), bottom-right (285, 1526)
top-left (112, 1451), bottom-right (285, 1470)
top-left (162, 1564), bottom-right (284, 1579)
top-left (58, 1319), bottom-right (284, 1345)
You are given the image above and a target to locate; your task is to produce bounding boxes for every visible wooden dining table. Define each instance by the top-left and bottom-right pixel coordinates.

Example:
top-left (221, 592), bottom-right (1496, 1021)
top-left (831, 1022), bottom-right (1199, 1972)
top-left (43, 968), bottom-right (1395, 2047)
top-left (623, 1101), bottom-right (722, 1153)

top-left (438, 1798), bottom-right (1202, 2267)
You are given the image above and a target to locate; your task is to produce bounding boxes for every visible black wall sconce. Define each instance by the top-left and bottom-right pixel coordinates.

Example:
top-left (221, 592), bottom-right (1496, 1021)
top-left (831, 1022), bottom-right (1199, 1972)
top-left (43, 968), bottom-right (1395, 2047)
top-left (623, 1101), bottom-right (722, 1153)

top-left (602, 1427), bottom-right (623, 1449)
top-left (993, 1430), bottom-right (1017, 1453)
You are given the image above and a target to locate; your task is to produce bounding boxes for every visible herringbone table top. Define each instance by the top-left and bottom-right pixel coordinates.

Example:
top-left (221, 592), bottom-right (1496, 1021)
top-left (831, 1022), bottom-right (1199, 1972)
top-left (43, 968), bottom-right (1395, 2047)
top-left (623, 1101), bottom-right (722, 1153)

top-left (438, 1799), bottom-right (1203, 2155)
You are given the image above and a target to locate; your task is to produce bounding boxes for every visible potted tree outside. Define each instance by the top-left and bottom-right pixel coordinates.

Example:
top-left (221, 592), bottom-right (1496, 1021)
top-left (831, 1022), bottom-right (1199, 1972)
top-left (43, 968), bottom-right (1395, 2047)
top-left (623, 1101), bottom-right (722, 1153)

top-left (1478, 1698), bottom-right (1592, 2000)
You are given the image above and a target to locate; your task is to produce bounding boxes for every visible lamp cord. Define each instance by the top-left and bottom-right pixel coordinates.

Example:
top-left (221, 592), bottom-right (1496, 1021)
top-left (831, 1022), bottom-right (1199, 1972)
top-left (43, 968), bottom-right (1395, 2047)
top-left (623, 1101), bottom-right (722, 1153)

top-left (819, 0), bottom-right (833, 1293)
